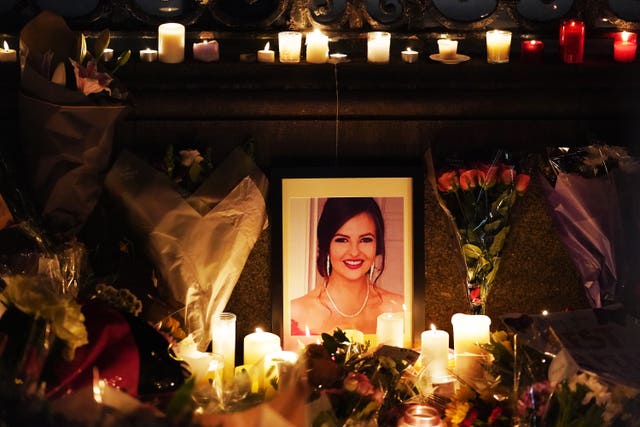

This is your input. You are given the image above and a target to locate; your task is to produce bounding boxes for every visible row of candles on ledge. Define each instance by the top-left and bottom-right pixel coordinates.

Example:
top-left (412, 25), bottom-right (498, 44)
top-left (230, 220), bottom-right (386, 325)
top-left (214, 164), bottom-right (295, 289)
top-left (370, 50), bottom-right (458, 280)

top-left (0, 20), bottom-right (636, 65)
top-left (179, 311), bottom-right (493, 399)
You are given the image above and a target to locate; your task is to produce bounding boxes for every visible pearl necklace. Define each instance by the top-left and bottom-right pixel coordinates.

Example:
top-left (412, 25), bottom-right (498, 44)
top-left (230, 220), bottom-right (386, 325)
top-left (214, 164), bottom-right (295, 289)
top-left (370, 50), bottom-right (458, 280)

top-left (324, 280), bottom-right (370, 318)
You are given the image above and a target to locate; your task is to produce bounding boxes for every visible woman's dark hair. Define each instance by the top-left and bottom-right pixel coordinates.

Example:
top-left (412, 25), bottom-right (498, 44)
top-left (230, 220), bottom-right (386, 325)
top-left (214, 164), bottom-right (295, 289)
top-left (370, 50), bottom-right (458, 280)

top-left (316, 197), bottom-right (385, 280)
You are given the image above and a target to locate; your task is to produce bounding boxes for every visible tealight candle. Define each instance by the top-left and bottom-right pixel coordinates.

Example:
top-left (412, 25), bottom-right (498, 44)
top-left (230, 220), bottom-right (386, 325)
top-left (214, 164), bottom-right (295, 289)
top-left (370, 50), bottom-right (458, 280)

top-left (257, 42), bottom-right (275, 63)
top-left (306, 29), bottom-right (329, 64)
top-left (0, 41), bottom-right (16, 63)
top-left (193, 39), bottom-right (219, 62)
top-left (101, 48), bottom-right (114, 62)
top-left (367, 31), bottom-right (391, 63)
top-left (401, 47), bottom-right (419, 63)
top-left (486, 30), bottom-right (512, 64)
top-left (520, 39), bottom-right (544, 63)
top-left (139, 48), bottom-right (158, 62)
top-left (278, 31), bottom-right (302, 63)
top-left (437, 39), bottom-right (458, 60)
top-left (376, 312), bottom-right (404, 347)
top-left (329, 53), bottom-right (349, 63)
top-left (211, 312), bottom-right (236, 385)
top-left (158, 22), bottom-right (185, 63)
top-left (559, 19), bottom-right (585, 64)
top-left (614, 31), bottom-right (637, 63)
top-left (421, 324), bottom-right (450, 383)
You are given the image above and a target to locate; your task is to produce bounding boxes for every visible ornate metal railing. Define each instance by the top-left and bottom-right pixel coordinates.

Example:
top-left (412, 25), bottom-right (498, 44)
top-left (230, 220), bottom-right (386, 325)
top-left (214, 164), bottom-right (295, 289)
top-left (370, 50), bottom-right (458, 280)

top-left (0, 0), bottom-right (638, 34)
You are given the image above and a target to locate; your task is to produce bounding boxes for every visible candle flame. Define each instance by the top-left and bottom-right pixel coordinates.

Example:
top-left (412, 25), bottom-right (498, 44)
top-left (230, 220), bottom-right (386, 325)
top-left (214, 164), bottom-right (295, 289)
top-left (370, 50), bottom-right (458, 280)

top-left (264, 42), bottom-right (270, 51)
top-left (3, 41), bottom-right (8, 51)
top-left (402, 303), bottom-right (407, 312)
top-left (305, 325), bottom-right (311, 337)
top-left (430, 324), bottom-right (437, 331)
top-left (542, 309), bottom-right (549, 316)
top-left (405, 47), bottom-right (413, 52)
top-left (255, 327), bottom-right (263, 333)
top-left (621, 31), bottom-right (632, 42)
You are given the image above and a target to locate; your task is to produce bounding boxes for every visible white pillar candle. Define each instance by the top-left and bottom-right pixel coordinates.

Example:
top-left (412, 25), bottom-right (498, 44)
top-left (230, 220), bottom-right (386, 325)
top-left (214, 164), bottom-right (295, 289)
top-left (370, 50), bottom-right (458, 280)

top-left (401, 47), bottom-right (419, 63)
top-left (376, 312), bottom-right (404, 347)
top-left (257, 42), bottom-right (275, 63)
top-left (243, 328), bottom-right (282, 366)
top-left (451, 313), bottom-right (491, 384)
top-left (101, 48), bottom-right (114, 62)
top-left (421, 324), bottom-right (450, 382)
top-left (211, 312), bottom-right (236, 386)
top-left (193, 39), bottom-right (219, 62)
top-left (343, 329), bottom-right (365, 345)
top-left (0, 41), bottom-right (16, 62)
top-left (278, 31), bottom-right (302, 63)
top-left (305, 29), bottom-right (329, 64)
top-left (367, 31), bottom-right (391, 63)
top-left (437, 39), bottom-right (458, 59)
top-left (158, 22), bottom-right (185, 63)
top-left (140, 48), bottom-right (158, 62)
top-left (486, 29), bottom-right (512, 64)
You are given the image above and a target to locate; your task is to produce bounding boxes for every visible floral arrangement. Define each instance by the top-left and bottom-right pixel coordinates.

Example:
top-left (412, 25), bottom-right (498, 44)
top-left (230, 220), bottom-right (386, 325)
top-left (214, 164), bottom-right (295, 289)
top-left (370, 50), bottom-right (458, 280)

top-left (306, 329), bottom-right (420, 426)
top-left (433, 151), bottom-right (531, 314)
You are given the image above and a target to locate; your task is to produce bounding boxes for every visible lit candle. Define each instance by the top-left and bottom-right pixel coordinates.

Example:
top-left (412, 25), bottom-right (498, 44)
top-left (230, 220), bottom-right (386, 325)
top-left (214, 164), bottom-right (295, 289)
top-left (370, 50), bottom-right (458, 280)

top-left (451, 313), bottom-right (491, 383)
top-left (306, 29), bottom-right (329, 64)
top-left (401, 47), bottom-right (419, 63)
top-left (559, 19), bottom-right (585, 64)
top-left (421, 324), bottom-right (450, 383)
top-left (257, 42), bottom-right (275, 63)
top-left (614, 31), bottom-right (637, 63)
top-left (486, 30), bottom-right (512, 64)
top-left (139, 48), bottom-right (158, 62)
top-left (158, 22), bottom-right (185, 63)
top-left (193, 39), bottom-right (219, 62)
top-left (367, 31), bottom-right (391, 63)
top-left (329, 53), bottom-right (349, 63)
top-left (211, 312), bottom-right (236, 386)
top-left (101, 48), bottom-right (114, 62)
top-left (520, 39), bottom-right (544, 63)
top-left (243, 328), bottom-right (282, 366)
top-left (0, 41), bottom-right (16, 62)
top-left (343, 329), bottom-right (365, 345)
top-left (376, 312), bottom-right (404, 347)
top-left (437, 39), bottom-right (458, 60)
top-left (278, 31), bottom-right (302, 63)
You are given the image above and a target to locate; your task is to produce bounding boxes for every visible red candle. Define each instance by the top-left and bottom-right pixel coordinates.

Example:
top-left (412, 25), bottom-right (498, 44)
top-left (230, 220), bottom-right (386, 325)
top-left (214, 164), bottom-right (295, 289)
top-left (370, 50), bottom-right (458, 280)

top-left (520, 39), bottom-right (544, 63)
top-left (559, 19), bottom-right (585, 64)
top-left (613, 31), bottom-right (637, 63)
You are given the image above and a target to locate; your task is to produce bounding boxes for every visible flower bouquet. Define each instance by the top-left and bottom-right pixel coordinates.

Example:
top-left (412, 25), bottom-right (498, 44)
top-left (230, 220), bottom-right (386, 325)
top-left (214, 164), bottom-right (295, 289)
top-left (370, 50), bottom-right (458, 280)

top-left (18, 11), bottom-right (130, 241)
top-left (428, 149), bottom-right (531, 314)
top-left (539, 145), bottom-right (640, 310)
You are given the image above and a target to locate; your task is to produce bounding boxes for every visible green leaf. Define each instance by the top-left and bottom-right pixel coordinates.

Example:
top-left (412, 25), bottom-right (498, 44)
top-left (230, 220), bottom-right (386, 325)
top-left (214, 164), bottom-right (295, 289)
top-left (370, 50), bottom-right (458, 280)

top-left (165, 377), bottom-right (195, 420)
top-left (463, 243), bottom-right (483, 260)
top-left (76, 33), bottom-right (87, 63)
top-left (489, 226), bottom-right (510, 256)
top-left (111, 49), bottom-right (131, 74)
top-left (93, 29), bottom-right (110, 61)
top-left (483, 219), bottom-right (502, 234)
top-left (484, 258), bottom-right (500, 289)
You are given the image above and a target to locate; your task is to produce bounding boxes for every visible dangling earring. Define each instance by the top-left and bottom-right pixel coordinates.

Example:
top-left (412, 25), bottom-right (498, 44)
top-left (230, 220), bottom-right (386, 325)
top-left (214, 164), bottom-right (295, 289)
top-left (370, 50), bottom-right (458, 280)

top-left (326, 255), bottom-right (331, 276)
top-left (369, 264), bottom-right (375, 283)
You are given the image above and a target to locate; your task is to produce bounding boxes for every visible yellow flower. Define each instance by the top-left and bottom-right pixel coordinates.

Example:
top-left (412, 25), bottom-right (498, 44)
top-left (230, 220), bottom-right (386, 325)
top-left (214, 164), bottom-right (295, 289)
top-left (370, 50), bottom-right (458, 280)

top-left (445, 401), bottom-right (471, 425)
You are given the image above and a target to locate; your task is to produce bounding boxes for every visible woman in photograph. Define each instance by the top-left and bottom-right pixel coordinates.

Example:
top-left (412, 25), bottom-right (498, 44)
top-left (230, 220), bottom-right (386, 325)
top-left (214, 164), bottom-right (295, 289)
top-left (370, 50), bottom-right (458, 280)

top-left (290, 197), bottom-right (404, 335)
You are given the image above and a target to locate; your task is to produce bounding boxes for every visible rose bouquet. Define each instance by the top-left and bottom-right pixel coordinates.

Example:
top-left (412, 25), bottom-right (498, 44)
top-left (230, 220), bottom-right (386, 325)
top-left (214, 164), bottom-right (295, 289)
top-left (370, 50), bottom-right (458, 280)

top-left (18, 11), bottom-right (130, 241)
top-left (429, 150), bottom-right (531, 314)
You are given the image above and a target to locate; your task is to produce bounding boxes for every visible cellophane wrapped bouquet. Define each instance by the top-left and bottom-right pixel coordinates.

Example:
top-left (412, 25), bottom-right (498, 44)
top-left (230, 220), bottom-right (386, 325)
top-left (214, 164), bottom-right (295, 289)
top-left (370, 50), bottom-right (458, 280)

top-left (428, 149), bottom-right (532, 314)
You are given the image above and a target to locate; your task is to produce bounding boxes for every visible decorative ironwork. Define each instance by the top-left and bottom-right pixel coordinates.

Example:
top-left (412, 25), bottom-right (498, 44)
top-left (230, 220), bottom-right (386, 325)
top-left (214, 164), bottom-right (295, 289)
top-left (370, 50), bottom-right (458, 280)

top-left (209, 0), bottom-right (290, 29)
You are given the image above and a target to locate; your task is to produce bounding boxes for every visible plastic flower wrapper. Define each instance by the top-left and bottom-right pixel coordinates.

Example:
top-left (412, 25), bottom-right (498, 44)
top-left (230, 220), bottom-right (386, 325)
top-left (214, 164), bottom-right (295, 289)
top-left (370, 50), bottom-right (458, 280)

top-left (426, 148), bottom-right (532, 314)
top-left (304, 328), bottom-right (420, 427)
top-left (539, 144), bottom-right (640, 309)
top-left (105, 146), bottom-right (268, 350)
top-left (18, 11), bottom-right (130, 241)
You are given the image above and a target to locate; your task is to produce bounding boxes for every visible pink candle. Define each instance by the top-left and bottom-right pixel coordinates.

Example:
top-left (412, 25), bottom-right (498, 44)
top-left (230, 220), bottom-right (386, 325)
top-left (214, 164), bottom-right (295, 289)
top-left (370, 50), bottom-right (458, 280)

top-left (560, 20), bottom-right (585, 64)
top-left (193, 39), bottom-right (219, 62)
top-left (613, 31), bottom-right (637, 63)
top-left (520, 39), bottom-right (544, 63)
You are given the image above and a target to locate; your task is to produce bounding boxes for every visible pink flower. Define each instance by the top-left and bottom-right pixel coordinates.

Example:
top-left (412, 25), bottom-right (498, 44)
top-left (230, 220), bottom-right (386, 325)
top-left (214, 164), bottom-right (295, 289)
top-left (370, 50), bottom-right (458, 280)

top-left (459, 169), bottom-right (478, 191)
top-left (515, 174), bottom-right (531, 194)
top-left (70, 59), bottom-right (113, 96)
top-left (437, 171), bottom-right (459, 193)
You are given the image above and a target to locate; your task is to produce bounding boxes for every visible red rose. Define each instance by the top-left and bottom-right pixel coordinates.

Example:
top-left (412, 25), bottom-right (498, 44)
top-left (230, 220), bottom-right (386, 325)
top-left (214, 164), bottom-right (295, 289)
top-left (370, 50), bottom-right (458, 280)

top-left (459, 169), bottom-right (478, 191)
top-left (437, 171), bottom-right (459, 193)
top-left (478, 166), bottom-right (498, 188)
top-left (462, 408), bottom-right (479, 427)
top-left (515, 173), bottom-right (531, 194)
top-left (489, 406), bottom-right (503, 424)
top-left (500, 167), bottom-right (516, 185)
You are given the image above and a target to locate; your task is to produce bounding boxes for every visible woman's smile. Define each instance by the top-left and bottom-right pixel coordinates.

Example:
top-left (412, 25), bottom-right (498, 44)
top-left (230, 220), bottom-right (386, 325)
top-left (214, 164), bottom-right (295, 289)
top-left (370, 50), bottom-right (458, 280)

top-left (329, 212), bottom-right (377, 281)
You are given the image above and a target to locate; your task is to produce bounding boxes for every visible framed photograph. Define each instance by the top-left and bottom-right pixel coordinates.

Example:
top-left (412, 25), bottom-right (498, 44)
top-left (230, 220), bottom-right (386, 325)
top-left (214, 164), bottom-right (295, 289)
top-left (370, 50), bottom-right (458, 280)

top-left (271, 166), bottom-right (424, 351)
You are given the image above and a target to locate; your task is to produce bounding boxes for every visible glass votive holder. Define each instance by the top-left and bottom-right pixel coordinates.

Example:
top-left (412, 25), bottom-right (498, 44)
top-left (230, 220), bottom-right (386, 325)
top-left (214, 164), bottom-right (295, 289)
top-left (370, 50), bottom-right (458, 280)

top-left (367, 31), bottom-right (391, 63)
top-left (211, 312), bottom-right (236, 386)
top-left (559, 19), bottom-right (585, 64)
top-left (486, 29), bottom-right (512, 63)
top-left (397, 404), bottom-right (443, 427)
top-left (278, 31), bottom-right (302, 63)
top-left (139, 48), bottom-right (158, 62)
top-left (437, 39), bottom-right (458, 59)
top-left (520, 39), bottom-right (544, 63)
top-left (305, 30), bottom-right (329, 64)
top-left (158, 22), bottom-right (185, 63)
top-left (613, 31), bottom-right (637, 63)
